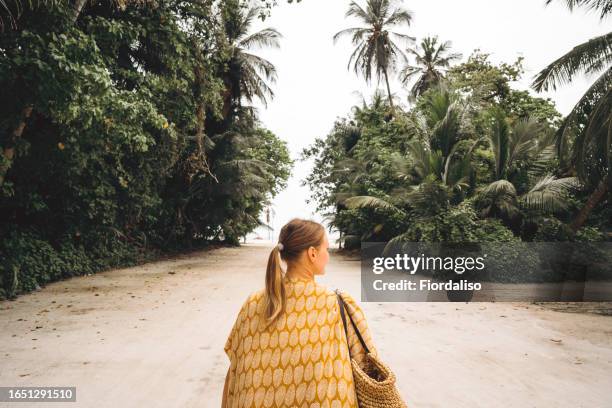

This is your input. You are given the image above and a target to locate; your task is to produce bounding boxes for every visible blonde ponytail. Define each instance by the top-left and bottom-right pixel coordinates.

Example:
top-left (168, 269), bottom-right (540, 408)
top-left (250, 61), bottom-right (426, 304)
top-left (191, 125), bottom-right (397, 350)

top-left (264, 218), bottom-right (325, 327)
top-left (264, 245), bottom-right (286, 327)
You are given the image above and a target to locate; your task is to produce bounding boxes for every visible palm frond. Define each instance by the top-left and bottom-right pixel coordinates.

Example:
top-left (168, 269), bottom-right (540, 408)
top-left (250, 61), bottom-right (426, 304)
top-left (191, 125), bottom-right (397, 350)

top-left (343, 195), bottom-right (405, 215)
top-left (477, 179), bottom-right (520, 218)
top-left (555, 67), bottom-right (611, 173)
top-left (239, 52), bottom-right (277, 82)
top-left (332, 26), bottom-right (370, 44)
top-left (405, 139), bottom-right (432, 181)
top-left (431, 98), bottom-right (462, 158)
top-left (488, 109), bottom-right (510, 180)
top-left (507, 116), bottom-right (543, 169)
top-left (578, 86), bottom-right (612, 184)
top-left (405, 180), bottom-right (451, 215)
top-left (383, 8), bottom-right (413, 26)
top-left (527, 144), bottom-right (557, 180)
top-left (399, 64), bottom-right (421, 82)
top-left (346, 0), bottom-right (369, 21)
top-left (239, 27), bottom-right (282, 50)
top-left (400, 36), bottom-right (461, 97)
top-left (226, 5), bottom-right (280, 108)
top-left (238, 53), bottom-right (277, 105)
top-left (532, 32), bottom-right (612, 92)
top-left (481, 179), bottom-right (518, 196)
top-left (382, 232), bottom-right (415, 256)
top-left (545, 0), bottom-right (612, 19)
top-left (520, 175), bottom-right (581, 213)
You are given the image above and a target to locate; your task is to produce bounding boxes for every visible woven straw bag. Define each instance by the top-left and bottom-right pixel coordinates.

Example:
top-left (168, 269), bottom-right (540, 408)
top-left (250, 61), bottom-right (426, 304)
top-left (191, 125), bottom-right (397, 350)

top-left (335, 290), bottom-right (407, 408)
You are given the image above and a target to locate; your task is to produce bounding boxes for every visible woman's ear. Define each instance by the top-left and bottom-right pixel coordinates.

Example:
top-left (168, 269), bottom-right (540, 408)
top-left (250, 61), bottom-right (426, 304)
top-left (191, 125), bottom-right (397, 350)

top-left (307, 246), bottom-right (317, 261)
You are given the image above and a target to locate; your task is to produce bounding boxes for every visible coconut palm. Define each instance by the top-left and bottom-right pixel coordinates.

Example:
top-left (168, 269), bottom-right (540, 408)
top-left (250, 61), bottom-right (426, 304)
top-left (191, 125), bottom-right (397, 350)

top-left (532, 0), bottom-right (611, 231)
top-left (477, 109), bottom-right (580, 220)
top-left (328, 148), bottom-right (405, 244)
top-left (223, 5), bottom-right (281, 117)
top-left (333, 0), bottom-right (414, 109)
top-left (486, 108), bottom-right (555, 182)
top-left (340, 85), bottom-right (480, 217)
top-left (399, 36), bottom-right (462, 99)
top-left (478, 175), bottom-right (580, 219)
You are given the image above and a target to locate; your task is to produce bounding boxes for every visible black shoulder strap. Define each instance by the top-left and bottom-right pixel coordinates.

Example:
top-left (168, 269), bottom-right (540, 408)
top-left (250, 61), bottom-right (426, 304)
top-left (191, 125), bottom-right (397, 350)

top-left (335, 289), bottom-right (370, 354)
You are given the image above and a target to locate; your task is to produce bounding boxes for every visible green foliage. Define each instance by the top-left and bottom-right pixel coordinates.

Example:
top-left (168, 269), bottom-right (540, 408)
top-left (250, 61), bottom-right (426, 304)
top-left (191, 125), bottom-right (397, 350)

top-left (400, 35), bottom-right (461, 99)
top-left (333, 0), bottom-right (414, 106)
top-left (532, 217), bottom-right (575, 241)
top-left (447, 50), bottom-right (524, 103)
top-left (447, 51), bottom-right (562, 128)
top-left (0, 0), bottom-right (292, 298)
top-left (247, 127), bottom-right (293, 196)
top-left (304, 48), bottom-right (607, 250)
top-left (574, 226), bottom-right (606, 242)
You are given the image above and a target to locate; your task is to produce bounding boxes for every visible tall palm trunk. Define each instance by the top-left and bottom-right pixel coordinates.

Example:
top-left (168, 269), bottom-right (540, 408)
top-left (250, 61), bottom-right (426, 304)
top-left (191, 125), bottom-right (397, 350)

top-left (70, 0), bottom-right (88, 23)
top-left (570, 177), bottom-right (609, 232)
top-left (0, 0), bottom-right (88, 187)
top-left (382, 67), bottom-right (394, 110)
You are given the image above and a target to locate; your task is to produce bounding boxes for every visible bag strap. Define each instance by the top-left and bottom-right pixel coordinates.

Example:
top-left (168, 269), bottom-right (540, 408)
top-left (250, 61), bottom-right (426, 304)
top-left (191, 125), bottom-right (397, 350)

top-left (335, 289), bottom-right (370, 354)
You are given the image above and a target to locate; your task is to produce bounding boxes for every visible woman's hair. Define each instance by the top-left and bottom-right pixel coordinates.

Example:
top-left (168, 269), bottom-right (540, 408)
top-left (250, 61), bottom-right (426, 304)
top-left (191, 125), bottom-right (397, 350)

top-left (264, 218), bottom-right (325, 327)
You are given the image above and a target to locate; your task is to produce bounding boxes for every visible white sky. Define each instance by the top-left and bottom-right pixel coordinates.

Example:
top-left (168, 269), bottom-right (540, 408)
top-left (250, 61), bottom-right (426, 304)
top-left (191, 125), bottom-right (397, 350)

top-left (249, 0), bottom-right (610, 246)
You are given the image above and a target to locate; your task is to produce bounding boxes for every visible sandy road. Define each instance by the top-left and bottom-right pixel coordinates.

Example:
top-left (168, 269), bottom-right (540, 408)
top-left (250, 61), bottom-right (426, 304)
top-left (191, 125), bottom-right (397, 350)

top-left (1, 242), bottom-right (611, 408)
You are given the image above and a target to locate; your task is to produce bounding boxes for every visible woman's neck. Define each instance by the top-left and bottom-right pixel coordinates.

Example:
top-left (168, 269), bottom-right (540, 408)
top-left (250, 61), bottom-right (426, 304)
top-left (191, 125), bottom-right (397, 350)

top-left (285, 266), bottom-right (315, 281)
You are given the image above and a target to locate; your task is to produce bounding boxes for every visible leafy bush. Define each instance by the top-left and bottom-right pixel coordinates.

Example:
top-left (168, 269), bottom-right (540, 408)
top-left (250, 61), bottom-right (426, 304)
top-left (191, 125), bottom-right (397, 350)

top-left (0, 1), bottom-right (292, 299)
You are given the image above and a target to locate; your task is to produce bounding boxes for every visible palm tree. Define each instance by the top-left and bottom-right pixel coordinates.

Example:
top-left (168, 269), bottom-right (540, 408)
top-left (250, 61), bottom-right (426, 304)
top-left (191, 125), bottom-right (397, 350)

top-left (531, 0), bottom-right (611, 231)
top-left (478, 176), bottom-right (580, 221)
top-left (399, 36), bottom-right (462, 99)
top-left (223, 5), bottom-right (282, 117)
top-left (486, 108), bottom-right (555, 182)
top-left (339, 85), bottom-right (481, 217)
top-left (333, 0), bottom-right (414, 109)
top-left (476, 109), bottom-right (580, 221)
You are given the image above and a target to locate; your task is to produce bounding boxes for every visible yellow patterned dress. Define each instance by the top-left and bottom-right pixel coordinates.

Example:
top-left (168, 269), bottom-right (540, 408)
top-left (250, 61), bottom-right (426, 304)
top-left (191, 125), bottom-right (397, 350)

top-left (224, 275), bottom-right (377, 408)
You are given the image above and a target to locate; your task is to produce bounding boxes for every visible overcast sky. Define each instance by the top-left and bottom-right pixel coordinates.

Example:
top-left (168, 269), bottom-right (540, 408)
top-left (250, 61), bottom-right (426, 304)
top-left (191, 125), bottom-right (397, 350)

top-left (248, 0), bottom-right (610, 245)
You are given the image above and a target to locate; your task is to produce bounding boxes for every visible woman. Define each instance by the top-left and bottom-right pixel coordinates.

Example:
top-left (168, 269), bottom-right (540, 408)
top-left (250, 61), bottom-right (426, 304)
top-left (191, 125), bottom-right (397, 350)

top-left (222, 218), bottom-right (378, 408)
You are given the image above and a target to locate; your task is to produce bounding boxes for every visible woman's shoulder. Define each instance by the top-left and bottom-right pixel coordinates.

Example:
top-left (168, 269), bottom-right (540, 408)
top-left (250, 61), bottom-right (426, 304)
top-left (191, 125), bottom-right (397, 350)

top-left (311, 280), bottom-right (344, 303)
top-left (246, 288), bottom-right (265, 303)
top-left (311, 281), bottom-right (362, 312)
top-left (336, 289), bottom-right (365, 315)
top-left (337, 289), bottom-right (358, 303)
top-left (235, 289), bottom-right (266, 319)
top-left (238, 283), bottom-right (358, 312)
top-left (304, 280), bottom-right (361, 302)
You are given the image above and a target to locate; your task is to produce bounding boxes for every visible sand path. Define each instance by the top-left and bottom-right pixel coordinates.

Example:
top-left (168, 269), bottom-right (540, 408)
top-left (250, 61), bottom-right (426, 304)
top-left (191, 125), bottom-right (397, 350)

top-left (1, 243), bottom-right (611, 407)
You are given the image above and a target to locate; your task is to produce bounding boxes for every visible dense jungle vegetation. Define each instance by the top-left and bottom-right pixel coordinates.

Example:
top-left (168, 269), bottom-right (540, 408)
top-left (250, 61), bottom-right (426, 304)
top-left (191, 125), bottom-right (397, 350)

top-left (303, 0), bottom-right (611, 250)
top-left (0, 0), bottom-right (609, 298)
top-left (0, 0), bottom-right (293, 299)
